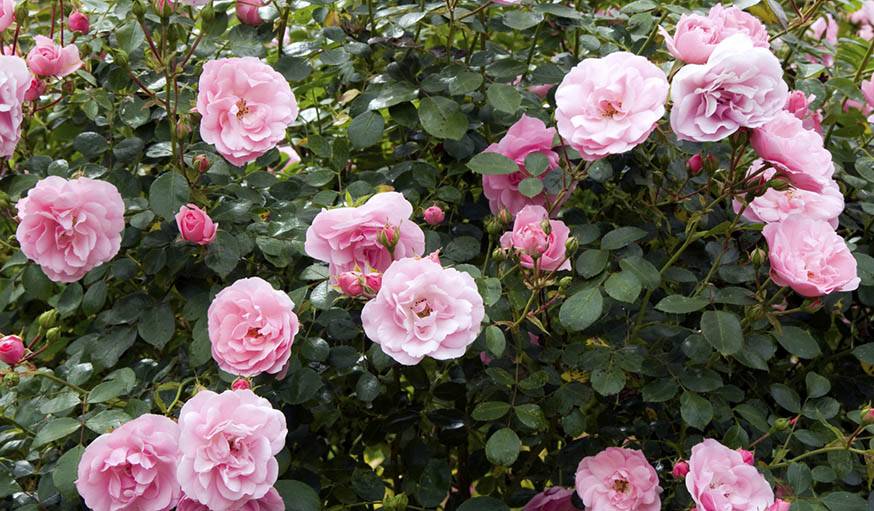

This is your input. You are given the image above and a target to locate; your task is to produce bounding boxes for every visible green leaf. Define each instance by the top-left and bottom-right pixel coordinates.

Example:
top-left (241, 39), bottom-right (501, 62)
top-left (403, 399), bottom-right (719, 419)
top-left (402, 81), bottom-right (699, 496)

top-left (484, 325), bottom-right (506, 358)
top-left (418, 96), bottom-right (468, 140)
top-left (85, 409), bottom-right (130, 434)
top-left (275, 55), bottom-right (312, 82)
top-left (351, 467), bottom-right (385, 501)
top-left (355, 372), bottom-right (380, 402)
top-left (57, 283), bottom-right (83, 317)
top-left (642, 379), bottom-right (678, 402)
top-left (805, 372), bottom-right (830, 399)
top-left (770, 383), bottom-right (802, 413)
top-left (33, 418), bottom-right (80, 448)
top-left (485, 428), bottom-right (521, 466)
top-left (514, 404), bottom-right (547, 430)
top-left (52, 445), bottom-right (84, 499)
top-left (275, 480), bottom-right (321, 511)
top-left (348, 111), bottom-right (385, 149)
top-left (852, 343), bottom-right (874, 364)
top-left (656, 295), bottom-right (709, 314)
top-left (472, 401), bottom-right (512, 421)
top-left (205, 232), bottom-right (241, 278)
top-left (591, 366), bottom-right (626, 396)
top-left (775, 326), bottom-right (822, 359)
top-left (517, 177), bottom-right (544, 198)
top-left (822, 491), bottom-right (867, 511)
top-left (524, 152), bottom-right (550, 176)
top-left (680, 391), bottom-right (713, 430)
top-left (700, 310), bottom-right (743, 356)
top-left (486, 83), bottom-right (522, 114)
top-left (502, 11), bottom-right (544, 30)
top-left (604, 271), bottom-right (641, 303)
top-left (448, 71), bottom-right (483, 95)
top-left (138, 302), bottom-right (175, 349)
top-left (149, 172), bottom-right (190, 219)
top-left (559, 288), bottom-right (603, 332)
top-left (576, 249), bottom-right (609, 279)
top-left (600, 226), bottom-right (647, 250)
top-left (618, 256), bottom-right (661, 290)
top-left (467, 152), bottom-right (519, 175)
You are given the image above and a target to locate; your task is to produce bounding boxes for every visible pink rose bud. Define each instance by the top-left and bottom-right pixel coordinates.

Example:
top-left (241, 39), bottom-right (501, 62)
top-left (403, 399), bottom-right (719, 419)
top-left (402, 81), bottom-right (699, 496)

top-left (479, 352), bottom-right (492, 365)
top-left (862, 407), bottom-right (874, 424)
top-left (68, 11), bottom-right (90, 34)
top-left (236, 0), bottom-right (263, 26)
top-left (378, 224), bottom-right (398, 250)
top-left (193, 154), bottom-right (210, 173)
top-left (687, 153), bottom-right (703, 175)
top-left (426, 251), bottom-right (441, 264)
top-left (364, 273), bottom-right (382, 294)
top-left (768, 499), bottom-right (791, 511)
top-left (737, 448), bottom-right (754, 465)
top-left (231, 378), bottom-right (251, 391)
top-left (0, 335), bottom-right (25, 366)
top-left (154, 0), bottom-right (174, 13)
top-left (175, 204), bottom-right (218, 246)
top-left (788, 416), bottom-right (799, 426)
top-left (423, 205), bottom-right (445, 226)
top-left (500, 205), bottom-right (571, 271)
top-left (337, 271), bottom-right (363, 297)
top-left (24, 77), bottom-right (45, 101)
top-left (672, 460), bottom-right (689, 478)
top-left (26, 36), bottom-right (83, 78)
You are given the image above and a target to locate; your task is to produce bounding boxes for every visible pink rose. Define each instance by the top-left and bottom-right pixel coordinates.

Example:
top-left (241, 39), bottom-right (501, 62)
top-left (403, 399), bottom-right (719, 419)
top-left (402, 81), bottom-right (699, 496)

top-left (672, 461), bottom-right (690, 479)
top-left (68, 11), bottom-right (90, 34)
top-left (175, 204), bottom-right (218, 245)
top-left (16, 176), bottom-right (125, 283)
top-left (686, 439), bottom-right (774, 511)
top-left (529, 83), bottom-right (554, 98)
top-left (709, 5), bottom-right (769, 47)
top-left (750, 111), bottom-right (834, 193)
top-left (670, 35), bottom-right (788, 142)
top-left (555, 52), bottom-right (668, 160)
top-left (688, 154), bottom-right (704, 175)
top-left (231, 378), bottom-right (252, 391)
top-left (304, 191), bottom-right (425, 278)
top-left (660, 13), bottom-right (722, 64)
top-left (26, 36), bottom-right (82, 78)
top-left (24, 76), bottom-right (45, 101)
top-left (236, 0), bottom-right (263, 26)
top-left (337, 271), bottom-right (364, 297)
top-left (177, 389), bottom-right (287, 511)
top-left (574, 447), bottom-right (662, 511)
top-left (0, 55), bottom-right (29, 157)
top-left (208, 277), bottom-right (299, 377)
top-left (737, 449), bottom-right (755, 465)
top-left (0, 0), bottom-right (13, 32)
top-left (784, 91), bottom-right (823, 134)
top-left (523, 487), bottom-right (576, 511)
top-left (806, 15), bottom-right (837, 66)
top-left (269, 145), bottom-right (301, 174)
top-left (500, 205), bottom-right (571, 272)
top-left (768, 500), bottom-right (790, 511)
top-left (482, 115), bottom-right (563, 216)
top-left (846, 78), bottom-right (874, 122)
top-left (76, 414), bottom-right (181, 511)
top-left (851, 2), bottom-right (874, 39)
top-left (423, 205), bottom-right (445, 225)
top-left (196, 57), bottom-right (298, 166)
top-left (177, 488), bottom-right (284, 511)
top-left (361, 256), bottom-right (484, 365)
top-left (763, 215), bottom-right (860, 297)
top-left (0, 334), bottom-right (25, 365)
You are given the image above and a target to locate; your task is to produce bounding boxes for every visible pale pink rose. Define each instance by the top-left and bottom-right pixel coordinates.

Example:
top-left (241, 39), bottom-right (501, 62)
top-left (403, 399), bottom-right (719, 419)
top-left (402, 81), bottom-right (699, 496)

top-left (768, 500), bottom-right (790, 511)
top-left (26, 36), bottom-right (82, 78)
top-left (750, 111), bottom-right (834, 193)
top-left (806, 15), bottom-right (837, 66)
top-left (555, 52), bottom-right (668, 160)
top-left (177, 389), bottom-right (287, 511)
top-left (208, 277), bottom-right (299, 377)
top-left (763, 215), bottom-right (860, 297)
top-left (670, 34), bottom-right (788, 142)
top-left (68, 11), bottom-right (90, 34)
top-left (845, 78), bottom-right (874, 122)
top-left (862, 24), bottom-right (874, 40)
top-left (196, 57), bottom-right (298, 166)
top-left (16, 176), bottom-right (125, 283)
top-left (784, 91), bottom-right (823, 134)
top-left (361, 256), bottom-right (484, 365)
top-left (529, 83), bottom-right (554, 98)
top-left (177, 488), bottom-right (284, 511)
top-left (709, 5), bottom-right (769, 47)
top-left (269, 145), bottom-right (301, 174)
top-left (76, 414), bottom-right (181, 511)
top-left (523, 487), bottom-right (576, 511)
top-left (482, 115), bottom-right (563, 216)
top-left (851, 2), bottom-right (874, 39)
top-left (304, 191), bottom-right (425, 278)
top-left (686, 439), bottom-right (774, 511)
top-left (0, 0), bottom-right (13, 32)
top-left (423, 205), bottom-right (445, 225)
top-left (0, 334), bottom-right (24, 365)
top-left (734, 161), bottom-right (843, 227)
top-left (24, 76), bottom-right (45, 101)
top-left (0, 55), bottom-right (29, 157)
top-left (574, 447), bottom-right (662, 511)
top-left (660, 13), bottom-right (722, 64)
top-left (500, 205), bottom-right (571, 272)
top-left (175, 203), bottom-right (218, 245)
top-left (237, 0), bottom-right (263, 26)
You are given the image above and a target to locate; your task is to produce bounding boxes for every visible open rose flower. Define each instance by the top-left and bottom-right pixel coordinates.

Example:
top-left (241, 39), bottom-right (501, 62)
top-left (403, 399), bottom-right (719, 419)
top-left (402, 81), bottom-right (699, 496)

top-left (482, 115), bottom-right (563, 216)
top-left (76, 414), bottom-right (181, 511)
top-left (177, 389), bottom-right (287, 511)
top-left (0, 55), bottom-right (29, 157)
top-left (177, 488), bottom-right (285, 511)
top-left (661, 5), bottom-right (768, 64)
top-left (500, 205), bottom-right (571, 272)
top-left (304, 191), bottom-right (425, 278)
top-left (0, 0), bottom-right (13, 32)
top-left (555, 52), bottom-right (668, 160)
top-left (16, 176), bottom-right (125, 283)
top-left (670, 34), bottom-right (788, 142)
top-left (574, 447), bottom-right (662, 511)
top-left (763, 215), bottom-right (860, 297)
top-left (750, 111), bottom-right (834, 193)
top-left (175, 204), bottom-right (218, 245)
top-left (197, 57), bottom-right (298, 166)
top-left (686, 438), bottom-right (774, 511)
top-left (26, 36), bottom-right (82, 77)
top-left (523, 487), bottom-right (576, 511)
top-left (361, 256), bottom-right (484, 365)
top-left (208, 277), bottom-right (299, 377)
top-left (709, 5), bottom-right (769, 47)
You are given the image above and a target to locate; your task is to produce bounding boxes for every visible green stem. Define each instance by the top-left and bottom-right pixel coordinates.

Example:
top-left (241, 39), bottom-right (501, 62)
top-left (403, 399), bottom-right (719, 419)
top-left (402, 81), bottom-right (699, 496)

top-left (30, 371), bottom-right (87, 395)
top-left (769, 445), bottom-right (871, 469)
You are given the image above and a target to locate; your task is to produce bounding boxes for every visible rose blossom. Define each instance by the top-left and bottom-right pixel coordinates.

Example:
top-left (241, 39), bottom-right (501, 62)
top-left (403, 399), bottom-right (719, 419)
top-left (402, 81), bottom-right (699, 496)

top-left (670, 34), bottom-right (788, 142)
top-left (672, 461), bottom-right (690, 479)
top-left (76, 414), bottom-right (181, 511)
top-left (361, 256), bottom-right (485, 365)
top-left (523, 487), bottom-right (576, 511)
top-left (686, 439), bottom-right (774, 511)
top-left (0, 0), bottom-right (13, 32)
top-left (177, 488), bottom-right (284, 511)
top-left (851, 2), bottom-right (874, 40)
top-left (269, 145), bottom-right (301, 174)
top-left (423, 205), bottom-right (445, 225)
top-left (660, 13), bottom-right (722, 64)
top-left (845, 78), bottom-right (874, 123)
top-left (26, 36), bottom-right (82, 78)
top-left (24, 76), bottom-right (45, 101)
top-left (750, 111), bottom-right (834, 193)
top-left (709, 5), bottom-right (769, 46)
top-left (0, 334), bottom-right (25, 365)
top-left (806, 15), bottom-right (837, 67)
top-left (177, 389), bottom-right (287, 511)
top-left (237, 0), bottom-right (264, 26)
top-left (175, 204), bottom-right (218, 245)
top-left (784, 91), bottom-right (823, 134)
top-left (337, 271), bottom-right (364, 297)
top-left (304, 191), bottom-right (425, 278)
top-left (555, 52), bottom-right (668, 160)
top-left (68, 11), bottom-right (90, 34)
top-left (763, 215), bottom-right (860, 297)
top-left (0, 55), bottom-right (29, 157)
top-left (16, 176), bottom-right (125, 283)
top-left (500, 205), bottom-right (571, 272)
top-left (574, 447), bottom-right (662, 511)
top-left (197, 57), bottom-right (298, 166)
top-left (208, 277), bottom-right (299, 377)
top-left (768, 500), bottom-right (790, 511)
top-left (482, 115), bottom-right (563, 216)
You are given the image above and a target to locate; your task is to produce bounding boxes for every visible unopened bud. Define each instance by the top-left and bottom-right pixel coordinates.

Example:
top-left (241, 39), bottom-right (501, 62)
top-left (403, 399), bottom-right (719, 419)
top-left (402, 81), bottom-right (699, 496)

top-left (377, 225), bottom-right (398, 251)
top-left (38, 310), bottom-right (58, 330)
top-left (861, 406), bottom-right (874, 424)
top-left (772, 418), bottom-right (791, 431)
top-left (687, 153), bottom-right (703, 175)
top-left (737, 448), bottom-right (754, 465)
top-left (15, 2), bottom-right (28, 22)
top-left (423, 205), bottom-right (445, 226)
top-left (802, 298), bottom-right (823, 313)
top-left (336, 271), bottom-right (363, 297)
top-left (497, 208), bottom-right (513, 226)
top-left (176, 118), bottom-right (190, 138)
top-left (558, 276), bottom-right (573, 289)
top-left (45, 327), bottom-right (61, 344)
top-left (364, 273), bottom-right (382, 295)
top-left (112, 49), bottom-right (129, 68)
top-left (231, 378), bottom-right (251, 391)
top-left (672, 461), bottom-right (689, 478)
top-left (201, 2), bottom-right (215, 21)
top-left (193, 154), bottom-right (210, 173)
top-left (0, 335), bottom-right (25, 366)
top-left (485, 217), bottom-right (503, 236)
top-left (132, 0), bottom-right (146, 19)
top-left (750, 247), bottom-right (767, 266)
top-left (565, 236), bottom-right (579, 254)
top-left (4, 372), bottom-right (20, 387)
top-left (491, 247), bottom-right (507, 262)
top-left (68, 11), bottom-right (90, 34)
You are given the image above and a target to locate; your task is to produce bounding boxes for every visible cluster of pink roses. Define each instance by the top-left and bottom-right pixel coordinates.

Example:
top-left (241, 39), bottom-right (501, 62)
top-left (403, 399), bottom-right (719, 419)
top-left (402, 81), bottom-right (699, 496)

top-left (76, 389), bottom-right (287, 511)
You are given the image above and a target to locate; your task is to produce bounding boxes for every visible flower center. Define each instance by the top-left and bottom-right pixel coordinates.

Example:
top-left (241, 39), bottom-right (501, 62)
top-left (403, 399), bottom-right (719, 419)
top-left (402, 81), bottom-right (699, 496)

top-left (600, 100), bottom-right (622, 118)
top-left (412, 298), bottom-right (432, 318)
top-left (613, 478), bottom-right (629, 493)
top-left (235, 98), bottom-right (250, 119)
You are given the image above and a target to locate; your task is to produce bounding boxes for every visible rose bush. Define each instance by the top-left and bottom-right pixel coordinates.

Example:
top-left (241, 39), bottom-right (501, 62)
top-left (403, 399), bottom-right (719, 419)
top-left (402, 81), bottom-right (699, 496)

top-left (1, 1), bottom-right (874, 510)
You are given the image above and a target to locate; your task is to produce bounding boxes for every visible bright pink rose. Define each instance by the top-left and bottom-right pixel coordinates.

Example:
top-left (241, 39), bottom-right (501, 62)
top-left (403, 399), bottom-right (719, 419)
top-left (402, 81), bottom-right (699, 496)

top-left (763, 215), bottom-right (860, 297)
top-left (26, 36), bottom-right (82, 78)
top-left (155, 0), bottom-right (174, 13)
top-left (337, 271), bottom-right (364, 297)
top-left (750, 111), bottom-right (834, 193)
top-left (236, 0), bottom-right (263, 26)
top-left (737, 449), bottom-right (755, 465)
top-left (16, 176), bottom-right (125, 283)
top-left (574, 447), bottom-right (662, 511)
top-left (523, 487), bottom-right (576, 511)
top-left (231, 378), bottom-right (252, 391)
top-left (68, 11), bottom-right (90, 34)
top-left (177, 389), bottom-right (287, 511)
top-left (361, 256), bottom-right (484, 365)
top-left (785, 91), bottom-right (823, 134)
top-left (175, 203), bottom-right (218, 245)
top-left (555, 52), bottom-right (668, 160)
top-left (709, 5), bottom-right (769, 47)
top-left (0, 0), bottom-right (13, 32)
top-left (76, 414), bottom-right (181, 511)
top-left (364, 272), bottom-right (381, 294)
top-left (482, 115), bottom-right (563, 216)
top-left (423, 205), bottom-right (445, 225)
top-left (660, 13), bottom-right (722, 64)
top-left (768, 500), bottom-right (790, 511)
top-left (0, 334), bottom-right (25, 365)
top-left (670, 34), bottom-right (788, 142)
top-left (24, 76), bottom-right (45, 101)
top-left (0, 55), bottom-right (29, 157)
top-left (304, 191), bottom-right (425, 277)
top-left (688, 154), bottom-right (703, 174)
top-left (672, 461), bottom-right (689, 479)
top-left (196, 57), bottom-right (298, 166)
top-left (208, 277), bottom-right (299, 377)
top-left (686, 439), bottom-right (774, 511)
top-left (500, 205), bottom-right (571, 272)
top-left (177, 488), bottom-right (284, 511)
